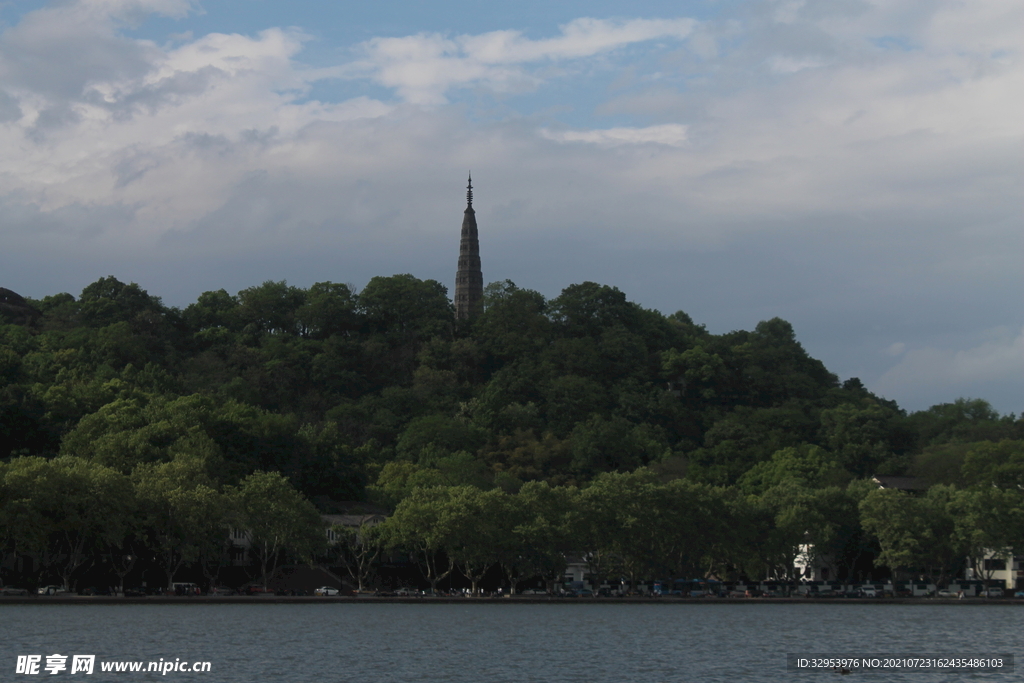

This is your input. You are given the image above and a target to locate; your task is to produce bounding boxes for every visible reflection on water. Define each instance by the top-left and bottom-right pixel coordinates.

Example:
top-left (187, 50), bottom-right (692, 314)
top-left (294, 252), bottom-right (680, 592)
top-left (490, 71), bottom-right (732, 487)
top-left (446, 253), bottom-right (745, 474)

top-left (2, 603), bottom-right (1020, 682)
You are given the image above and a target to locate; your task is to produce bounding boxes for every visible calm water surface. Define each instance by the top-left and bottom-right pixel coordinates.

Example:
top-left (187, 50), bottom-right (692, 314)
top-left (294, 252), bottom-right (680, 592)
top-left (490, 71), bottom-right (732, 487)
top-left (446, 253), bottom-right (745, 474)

top-left (2, 603), bottom-right (1019, 682)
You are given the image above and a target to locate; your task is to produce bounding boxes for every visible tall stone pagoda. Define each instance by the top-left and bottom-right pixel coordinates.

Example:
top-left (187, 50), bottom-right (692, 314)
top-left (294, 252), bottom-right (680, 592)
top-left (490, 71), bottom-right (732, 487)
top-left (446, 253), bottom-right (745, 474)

top-left (454, 174), bottom-right (483, 319)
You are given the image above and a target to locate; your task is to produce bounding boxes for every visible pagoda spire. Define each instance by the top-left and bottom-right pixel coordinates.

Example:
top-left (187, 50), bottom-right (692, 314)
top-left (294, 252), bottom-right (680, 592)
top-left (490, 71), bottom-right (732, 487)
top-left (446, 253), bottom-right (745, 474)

top-left (454, 174), bottom-right (483, 320)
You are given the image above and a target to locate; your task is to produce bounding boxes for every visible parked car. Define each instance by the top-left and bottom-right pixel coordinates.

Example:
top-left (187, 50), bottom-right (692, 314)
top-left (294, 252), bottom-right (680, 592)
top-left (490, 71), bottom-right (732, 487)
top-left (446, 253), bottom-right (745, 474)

top-left (79, 586), bottom-right (112, 596)
top-left (314, 586), bottom-right (340, 596)
top-left (37, 585), bottom-right (68, 596)
top-left (209, 586), bottom-right (237, 596)
top-left (935, 589), bottom-right (956, 598)
top-left (0, 586), bottom-right (29, 596)
top-left (520, 589), bottom-right (548, 595)
top-left (979, 588), bottom-right (1004, 598)
top-left (393, 587), bottom-right (419, 596)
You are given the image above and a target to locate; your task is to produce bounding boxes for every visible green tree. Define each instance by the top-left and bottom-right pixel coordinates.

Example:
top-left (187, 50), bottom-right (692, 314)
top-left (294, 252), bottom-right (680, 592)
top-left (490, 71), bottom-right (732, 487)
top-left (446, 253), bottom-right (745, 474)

top-left (230, 471), bottom-right (326, 588)
top-left (726, 318), bottom-right (838, 406)
top-left (183, 289), bottom-right (240, 335)
top-left (738, 444), bottom-right (850, 495)
top-left (568, 415), bottom-right (669, 478)
top-left (236, 280), bottom-right (307, 336)
top-left (443, 487), bottom-right (505, 595)
top-left (474, 281), bottom-right (549, 361)
top-left (951, 487), bottom-right (1024, 587)
top-left (548, 282), bottom-right (642, 338)
top-left (78, 276), bottom-right (166, 329)
top-left (860, 485), bottom-right (962, 586)
top-left (380, 486), bottom-right (458, 592)
top-left (570, 471), bottom-right (687, 591)
top-left (502, 481), bottom-right (574, 593)
top-left (819, 401), bottom-right (900, 475)
top-left (905, 398), bottom-right (1017, 448)
top-left (661, 345), bottom-right (727, 402)
top-left (297, 282), bottom-right (358, 339)
top-left (396, 414), bottom-right (487, 463)
top-left (1, 456), bottom-right (134, 590)
top-left (330, 521), bottom-right (385, 593)
top-left (659, 479), bottom-right (734, 580)
top-left (134, 454), bottom-right (229, 590)
top-left (358, 274), bottom-right (453, 344)
top-left (961, 440), bottom-right (1024, 489)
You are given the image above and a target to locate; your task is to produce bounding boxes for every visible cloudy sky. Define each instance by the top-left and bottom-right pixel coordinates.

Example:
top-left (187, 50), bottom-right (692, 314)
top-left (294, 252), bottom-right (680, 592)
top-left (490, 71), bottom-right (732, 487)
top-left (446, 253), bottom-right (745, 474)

top-left (0, 0), bottom-right (1021, 414)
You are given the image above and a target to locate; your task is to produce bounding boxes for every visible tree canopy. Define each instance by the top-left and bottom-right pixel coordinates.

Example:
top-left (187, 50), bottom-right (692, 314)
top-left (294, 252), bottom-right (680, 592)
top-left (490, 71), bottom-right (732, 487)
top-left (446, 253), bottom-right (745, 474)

top-left (1, 275), bottom-right (1021, 591)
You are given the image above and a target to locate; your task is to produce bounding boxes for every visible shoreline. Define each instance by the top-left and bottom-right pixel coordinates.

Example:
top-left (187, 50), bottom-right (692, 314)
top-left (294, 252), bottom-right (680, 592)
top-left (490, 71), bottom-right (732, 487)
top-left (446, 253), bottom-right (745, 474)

top-left (2, 596), bottom-right (1021, 606)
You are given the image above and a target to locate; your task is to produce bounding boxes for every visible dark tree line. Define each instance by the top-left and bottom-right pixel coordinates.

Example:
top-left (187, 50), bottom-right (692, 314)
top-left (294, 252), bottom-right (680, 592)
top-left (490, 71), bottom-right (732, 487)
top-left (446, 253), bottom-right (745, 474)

top-left (1, 275), bottom-right (1022, 590)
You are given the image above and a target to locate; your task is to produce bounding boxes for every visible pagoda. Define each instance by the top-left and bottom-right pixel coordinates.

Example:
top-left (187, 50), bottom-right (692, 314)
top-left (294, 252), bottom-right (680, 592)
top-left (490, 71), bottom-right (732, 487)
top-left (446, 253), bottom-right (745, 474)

top-left (454, 174), bottom-right (483, 319)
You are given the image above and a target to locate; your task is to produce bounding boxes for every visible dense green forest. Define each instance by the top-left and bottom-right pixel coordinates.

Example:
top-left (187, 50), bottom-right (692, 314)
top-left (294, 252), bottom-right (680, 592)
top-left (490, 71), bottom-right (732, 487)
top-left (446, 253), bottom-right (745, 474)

top-left (1, 275), bottom-right (1022, 591)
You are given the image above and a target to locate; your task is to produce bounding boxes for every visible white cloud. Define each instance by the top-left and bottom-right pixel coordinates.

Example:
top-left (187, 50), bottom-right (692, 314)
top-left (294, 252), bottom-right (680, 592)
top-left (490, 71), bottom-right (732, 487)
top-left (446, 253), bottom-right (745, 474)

top-left (0, 0), bottom-right (392, 242)
top-left (768, 56), bottom-right (823, 73)
top-left (886, 342), bottom-right (906, 357)
top-left (875, 327), bottom-right (1024, 402)
top-left (351, 17), bottom-right (696, 104)
top-left (83, 0), bottom-right (195, 21)
top-left (542, 124), bottom-right (688, 147)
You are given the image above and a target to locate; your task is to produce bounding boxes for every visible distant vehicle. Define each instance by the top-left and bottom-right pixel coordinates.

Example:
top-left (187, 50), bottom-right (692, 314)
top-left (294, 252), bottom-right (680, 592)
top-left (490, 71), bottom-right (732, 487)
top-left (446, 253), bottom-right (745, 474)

top-left (979, 588), bottom-right (1003, 598)
top-left (935, 589), bottom-right (956, 598)
top-left (1, 586), bottom-right (29, 596)
top-left (314, 586), bottom-right (339, 596)
top-left (172, 582), bottom-right (201, 596)
top-left (520, 589), bottom-right (548, 595)
top-left (858, 587), bottom-right (878, 598)
top-left (123, 588), bottom-right (148, 597)
top-left (1013, 590), bottom-right (1024, 598)
top-left (209, 586), bottom-right (237, 596)
top-left (79, 586), bottom-right (112, 596)
top-left (37, 586), bottom-right (68, 596)
top-left (393, 587), bottom-right (419, 596)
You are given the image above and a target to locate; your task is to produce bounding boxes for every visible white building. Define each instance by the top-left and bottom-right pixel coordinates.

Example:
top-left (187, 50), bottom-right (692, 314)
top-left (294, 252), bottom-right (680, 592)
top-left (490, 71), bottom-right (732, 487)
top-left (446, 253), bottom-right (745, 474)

top-left (964, 550), bottom-right (1022, 590)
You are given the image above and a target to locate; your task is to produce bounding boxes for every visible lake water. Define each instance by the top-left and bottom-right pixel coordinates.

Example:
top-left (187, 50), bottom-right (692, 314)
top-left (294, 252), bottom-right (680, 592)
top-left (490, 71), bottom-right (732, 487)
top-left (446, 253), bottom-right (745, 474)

top-left (2, 602), bottom-right (1019, 682)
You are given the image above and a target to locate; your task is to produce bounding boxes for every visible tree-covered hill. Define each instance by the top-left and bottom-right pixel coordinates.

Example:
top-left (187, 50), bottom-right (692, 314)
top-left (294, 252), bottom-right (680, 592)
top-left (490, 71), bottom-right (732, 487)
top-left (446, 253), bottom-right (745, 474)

top-left (3, 275), bottom-right (1023, 591)
top-left (1, 275), bottom-right (1020, 501)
